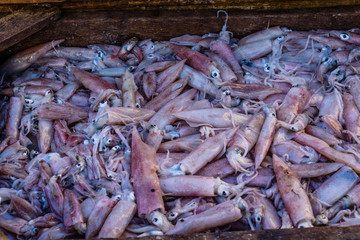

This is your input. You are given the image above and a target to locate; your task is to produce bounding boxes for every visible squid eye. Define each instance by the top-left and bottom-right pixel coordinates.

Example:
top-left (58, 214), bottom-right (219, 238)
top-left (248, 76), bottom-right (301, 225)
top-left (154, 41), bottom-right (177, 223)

top-left (322, 57), bottom-right (330, 63)
top-left (281, 27), bottom-right (292, 32)
top-left (272, 112), bottom-right (276, 117)
top-left (24, 98), bottom-right (34, 104)
top-left (235, 148), bottom-right (244, 155)
top-left (222, 88), bottom-right (230, 95)
top-left (168, 211), bottom-right (178, 220)
top-left (211, 70), bottom-right (220, 78)
top-left (148, 54), bottom-right (154, 59)
top-left (45, 89), bottom-right (53, 96)
top-left (99, 101), bottom-right (107, 108)
top-left (128, 66), bottom-right (136, 72)
top-left (106, 139), bottom-right (112, 144)
top-left (32, 228), bottom-right (39, 234)
top-left (152, 217), bottom-right (158, 223)
top-left (264, 65), bottom-right (271, 72)
top-left (277, 35), bottom-right (285, 41)
top-left (112, 145), bottom-right (120, 151)
top-left (76, 163), bottom-right (82, 168)
top-left (255, 215), bottom-right (262, 223)
top-left (97, 51), bottom-right (103, 58)
top-left (320, 214), bottom-right (327, 220)
top-left (108, 174), bottom-right (113, 179)
top-left (135, 103), bottom-right (141, 108)
top-left (22, 150), bottom-right (29, 156)
top-left (102, 146), bottom-right (107, 151)
top-left (340, 33), bottom-right (350, 40)
top-left (151, 45), bottom-right (155, 50)
top-left (191, 46), bottom-right (198, 51)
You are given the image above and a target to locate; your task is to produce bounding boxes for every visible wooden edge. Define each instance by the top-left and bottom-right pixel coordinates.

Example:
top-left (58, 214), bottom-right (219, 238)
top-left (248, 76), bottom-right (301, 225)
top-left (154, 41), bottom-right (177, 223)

top-left (3, 6), bottom-right (360, 47)
top-left (2, 5), bottom-right (360, 60)
top-left (0, 0), bottom-right (359, 12)
top-left (0, 6), bottom-right (61, 52)
top-left (0, 0), bottom-right (64, 3)
top-left (60, 0), bottom-right (360, 12)
top-left (66, 226), bottom-right (360, 240)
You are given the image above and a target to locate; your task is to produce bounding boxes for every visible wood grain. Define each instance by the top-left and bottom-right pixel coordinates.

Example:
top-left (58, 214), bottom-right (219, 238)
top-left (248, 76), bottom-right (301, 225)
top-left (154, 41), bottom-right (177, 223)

top-left (2, 6), bottom-right (360, 51)
top-left (66, 225), bottom-right (360, 239)
top-left (0, 6), bottom-right (60, 52)
top-left (0, 0), bottom-right (359, 11)
top-left (115, 226), bottom-right (360, 240)
top-left (52, 0), bottom-right (360, 11)
top-left (0, 5), bottom-right (359, 60)
top-left (0, 0), bottom-right (63, 3)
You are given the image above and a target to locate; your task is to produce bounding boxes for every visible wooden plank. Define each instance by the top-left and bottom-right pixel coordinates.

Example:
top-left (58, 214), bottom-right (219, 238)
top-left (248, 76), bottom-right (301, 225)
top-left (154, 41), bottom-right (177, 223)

top-left (0, 0), bottom-right (360, 12)
top-left (102, 226), bottom-right (359, 240)
top-left (0, 0), bottom-right (64, 3)
top-left (67, 225), bottom-right (360, 239)
top-left (57, 0), bottom-right (360, 11)
top-left (2, 6), bottom-right (360, 50)
top-left (0, 6), bottom-right (61, 52)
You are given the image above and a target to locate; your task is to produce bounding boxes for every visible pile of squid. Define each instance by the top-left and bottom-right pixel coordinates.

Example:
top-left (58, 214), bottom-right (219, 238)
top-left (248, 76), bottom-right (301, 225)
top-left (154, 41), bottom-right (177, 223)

top-left (2, 11), bottom-right (360, 239)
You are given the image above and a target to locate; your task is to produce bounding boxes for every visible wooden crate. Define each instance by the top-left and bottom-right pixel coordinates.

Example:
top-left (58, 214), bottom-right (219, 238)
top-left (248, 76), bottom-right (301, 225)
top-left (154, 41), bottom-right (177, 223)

top-left (1, 1), bottom-right (360, 239)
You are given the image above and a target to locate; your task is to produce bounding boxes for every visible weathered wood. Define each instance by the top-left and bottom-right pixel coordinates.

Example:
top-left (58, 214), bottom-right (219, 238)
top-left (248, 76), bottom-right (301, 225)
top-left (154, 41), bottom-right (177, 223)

top-left (0, 6), bottom-right (60, 52)
top-left (131, 226), bottom-right (360, 240)
top-left (0, 0), bottom-right (360, 11)
top-left (77, 226), bottom-right (360, 240)
top-left (46, 0), bottom-right (360, 11)
top-left (0, 0), bottom-right (63, 3)
top-left (166, 226), bottom-right (357, 239)
top-left (2, 6), bottom-right (360, 57)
